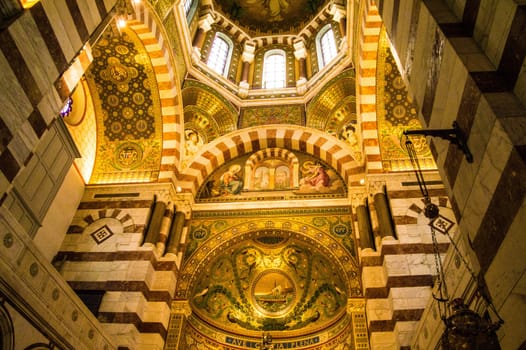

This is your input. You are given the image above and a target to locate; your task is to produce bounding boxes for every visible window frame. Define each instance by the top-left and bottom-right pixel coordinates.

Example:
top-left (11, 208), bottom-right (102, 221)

top-left (184, 0), bottom-right (198, 22)
top-left (262, 49), bottom-right (287, 89)
top-left (316, 24), bottom-right (338, 69)
top-left (206, 32), bottom-right (234, 77)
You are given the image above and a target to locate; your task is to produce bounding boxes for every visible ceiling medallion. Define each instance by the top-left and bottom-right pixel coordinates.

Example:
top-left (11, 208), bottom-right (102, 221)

top-left (251, 270), bottom-right (297, 317)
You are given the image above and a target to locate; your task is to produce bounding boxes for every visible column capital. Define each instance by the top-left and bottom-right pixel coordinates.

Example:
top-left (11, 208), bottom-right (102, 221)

top-left (171, 300), bottom-right (192, 317)
top-left (198, 12), bottom-right (215, 31)
top-left (329, 3), bottom-right (346, 22)
top-left (293, 40), bottom-right (307, 60)
top-left (242, 41), bottom-right (256, 63)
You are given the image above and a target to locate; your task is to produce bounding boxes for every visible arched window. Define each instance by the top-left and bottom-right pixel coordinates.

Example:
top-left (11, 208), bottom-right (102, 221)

top-left (316, 24), bottom-right (338, 69)
top-left (207, 33), bottom-right (233, 77)
top-left (262, 49), bottom-right (286, 89)
top-left (183, 0), bottom-right (198, 21)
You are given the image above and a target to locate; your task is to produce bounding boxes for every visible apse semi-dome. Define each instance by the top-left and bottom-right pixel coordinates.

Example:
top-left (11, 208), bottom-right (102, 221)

top-left (189, 230), bottom-right (350, 334)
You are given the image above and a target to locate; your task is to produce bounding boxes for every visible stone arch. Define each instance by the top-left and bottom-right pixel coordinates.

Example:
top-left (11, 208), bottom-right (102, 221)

top-left (177, 125), bottom-right (364, 195)
top-left (129, 2), bottom-right (186, 182)
top-left (355, 1), bottom-right (382, 173)
top-left (244, 148), bottom-right (300, 189)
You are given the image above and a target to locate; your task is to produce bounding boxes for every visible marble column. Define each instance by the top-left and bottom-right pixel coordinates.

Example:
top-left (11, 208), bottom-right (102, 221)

top-left (192, 13), bottom-right (215, 63)
top-left (165, 211), bottom-right (185, 256)
top-left (330, 3), bottom-right (347, 40)
top-left (238, 41), bottom-right (255, 98)
top-left (144, 199), bottom-right (166, 246)
top-left (293, 40), bottom-right (308, 95)
top-left (374, 187), bottom-right (395, 239)
top-left (156, 203), bottom-right (173, 255)
top-left (356, 199), bottom-right (375, 250)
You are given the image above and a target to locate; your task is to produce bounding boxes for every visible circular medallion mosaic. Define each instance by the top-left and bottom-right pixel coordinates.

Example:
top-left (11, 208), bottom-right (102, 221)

top-left (251, 270), bottom-right (297, 317)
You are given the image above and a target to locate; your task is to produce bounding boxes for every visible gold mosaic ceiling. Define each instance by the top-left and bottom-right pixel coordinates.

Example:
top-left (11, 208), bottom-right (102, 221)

top-left (85, 27), bottom-right (163, 184)
top-left (212, 0), bottom-right (330, 34)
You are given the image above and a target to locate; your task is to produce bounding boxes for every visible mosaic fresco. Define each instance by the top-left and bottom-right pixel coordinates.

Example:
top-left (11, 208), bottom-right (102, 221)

top-left (239, 105), bottom-right (305, 128)
top-left (189, 233), bottom-right (349, 332)
top-left (376, 28), bottom-right (435, 171)
top-left (86, 27), bottom-right (162, 183)
top-left (196, 148), bottom-right (347, 202)
top-left (306, 69), bottom-right (362, 161)
top-left (186, 208), bottom-right (356, 261)
top-left (213, 0), bottom-right (327, 34)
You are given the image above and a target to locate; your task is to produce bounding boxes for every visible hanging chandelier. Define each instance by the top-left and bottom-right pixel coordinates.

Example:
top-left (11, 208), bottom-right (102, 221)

top-left (404, 128), bottom-right (503, 349)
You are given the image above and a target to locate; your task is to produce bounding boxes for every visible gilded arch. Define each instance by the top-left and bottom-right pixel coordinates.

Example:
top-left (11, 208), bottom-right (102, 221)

top-left (177, 125), bottom-right (364, 194)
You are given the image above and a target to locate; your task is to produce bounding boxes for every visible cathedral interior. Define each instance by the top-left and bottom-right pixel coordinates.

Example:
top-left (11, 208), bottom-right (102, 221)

top-left (0, 0), bottom-right (525, 349)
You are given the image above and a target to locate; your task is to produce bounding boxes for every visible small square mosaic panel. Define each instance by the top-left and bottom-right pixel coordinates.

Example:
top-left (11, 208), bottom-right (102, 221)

top-left (91, 225), bottom-right (114, 244)
top-left (431, 215), bottom-right (454, 234)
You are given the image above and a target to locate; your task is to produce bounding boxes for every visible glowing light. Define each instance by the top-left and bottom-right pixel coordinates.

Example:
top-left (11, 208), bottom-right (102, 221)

top-left (117, 17), bottom-right (127, 29)
top-left (359, 178), bottom-right (365, 185)
top-left (20, 0), bottom-right (40, 9)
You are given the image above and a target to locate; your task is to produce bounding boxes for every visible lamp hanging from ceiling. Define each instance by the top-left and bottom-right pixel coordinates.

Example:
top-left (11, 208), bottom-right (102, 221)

top-left (404, 130), bottom-right (503, 349)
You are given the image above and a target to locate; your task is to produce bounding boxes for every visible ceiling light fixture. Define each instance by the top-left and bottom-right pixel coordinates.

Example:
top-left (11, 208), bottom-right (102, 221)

top-left (404, 130), bottom-right (503, 349)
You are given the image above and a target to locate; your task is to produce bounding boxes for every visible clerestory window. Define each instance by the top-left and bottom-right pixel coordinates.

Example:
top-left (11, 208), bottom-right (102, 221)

top-left (262, 49), bottom-right (286, 89)
top-left (317, 24), bottom-right (338, 69)
top-left (207, 33), bottom-right (233, 77)
top-left (183, 0), bottom-right (198, 21)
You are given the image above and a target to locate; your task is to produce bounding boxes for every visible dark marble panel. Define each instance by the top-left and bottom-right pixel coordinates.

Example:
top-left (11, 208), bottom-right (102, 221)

top-left (440, 22), bottom-right (470, 37)
top-left (463, 0), bottom-right (481, 36)
top-left (422, 30), bottom-right (445, 125)
top-left (97, 312), bottom-right (167, 338)
top-left (0, 118), bottom-right (12, 154)
top-left (232, 135), bottom-right (245, 155)
top-left (0, 30), bottom-right (42, 106)
top-left (473, 149), bottom-right (526, 273)
top-left (78, 200), bottom-right (152, 210)
top-left (0, 148), bottom-right (20, 182)
top-left (28, 110), bottom-right (47, 137)
top-left (30, 2), bottom-right (68, 74)
top-left (471, 71), bottom-right (509, 92)
top-left (65, 0), bottom-right (89, 42)
top-left (405, 0), bottom-right (421, 81)
top-left (369, 309), bottom-right (424, 332)
top-left (498, 6), bottom-right (526, 88)
top-left (391, 0), bottom-right (400, 44)
top-left (94, 0), bottom-right (108, 19)
top-left (387, 188), bottom-right (447, 199)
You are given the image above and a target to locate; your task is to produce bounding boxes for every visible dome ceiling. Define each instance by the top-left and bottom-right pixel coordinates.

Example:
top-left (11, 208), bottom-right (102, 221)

top-left (212, 0), bottom-right (329, 34)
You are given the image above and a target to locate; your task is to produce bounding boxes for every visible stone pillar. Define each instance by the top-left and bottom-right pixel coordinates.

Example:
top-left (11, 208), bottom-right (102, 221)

top-left (330, 4), bottom-right (347, 39)
top-left (238, 41), bottom-right (255, 98)
top-left (293, 40), bottom-right (308, 95)
top-left (374, 186), bottom-right (396, 239)
top-left (165, 211), bottom-right (186, 256)
top-left (356, 199), bottom-right (375, 250)
top-left (192, 13), bottom-right (214, 63)
top-left (156, 203), bottom-right (173, 255)
top-left (144, 199), bottom-right (166, 246)
top-left (165, 300), bottom-right (192, 350)
top-left (347, 299), bottom-right (370, 349)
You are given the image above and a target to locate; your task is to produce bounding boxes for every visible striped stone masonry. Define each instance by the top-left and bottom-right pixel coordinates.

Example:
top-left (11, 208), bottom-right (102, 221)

top-left (357, 172), bottom-right (453, 349)
top-left (56, 185), bottom-right (179, 349)
top-left (377, 0), bottom-right (526, 349)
